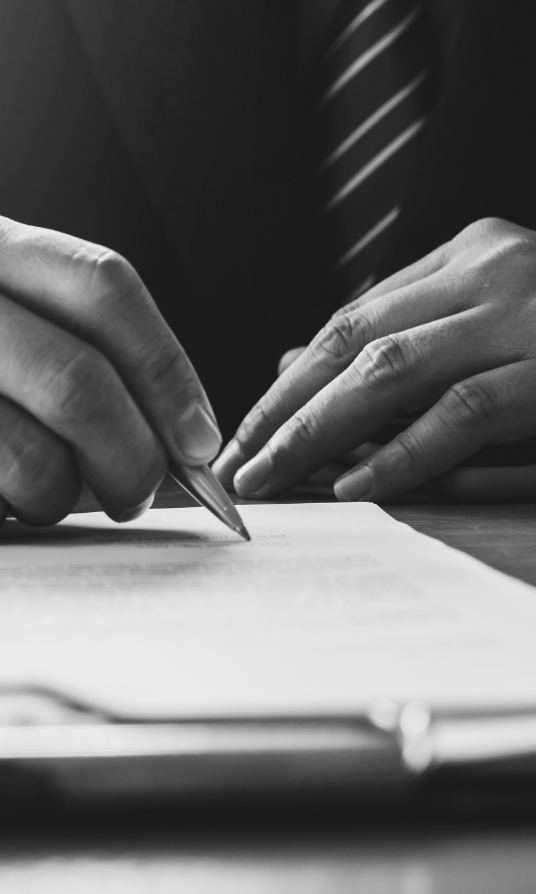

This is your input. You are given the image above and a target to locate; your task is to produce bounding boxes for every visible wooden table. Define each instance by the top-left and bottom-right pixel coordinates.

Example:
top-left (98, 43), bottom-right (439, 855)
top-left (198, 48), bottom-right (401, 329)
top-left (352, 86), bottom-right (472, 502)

top-left (1, 481), bottom-right (535, 892)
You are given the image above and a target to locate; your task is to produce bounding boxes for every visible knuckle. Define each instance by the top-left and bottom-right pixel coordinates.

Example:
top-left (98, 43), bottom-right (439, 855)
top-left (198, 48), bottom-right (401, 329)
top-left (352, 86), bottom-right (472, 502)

top-left (78, 247), bottom-right (140, 309)
top-left (445, 378), bottom-right (498, 430)
top-left (311, 312), bottom-right (370, 367)
top-left (286, 408), bottom-right (322, 451)
top-left (236, 400), bottom-right (278, 445)
top-left (142, 344), bottom-right (185, 389)
top-left (472, 217), bottom-right (536, 245)
top-left (461, 217), bottom-right (514, 246)
top-left (42, 348), bottom-right (114, 427)
top-left (359, 334), bottom-right (416, 389)
top-left (458, 218), bottom-right (536, 260)
top-left (4, 429), bottom-right (71, 497)
top-left (0, 216), bottom-right (24, 251)
top-left (499, 236), bottom-right (536, 282)
top-left (395, 429), bottom-right (426, 467)
top-left (472, 217), bottom-right (506, 238)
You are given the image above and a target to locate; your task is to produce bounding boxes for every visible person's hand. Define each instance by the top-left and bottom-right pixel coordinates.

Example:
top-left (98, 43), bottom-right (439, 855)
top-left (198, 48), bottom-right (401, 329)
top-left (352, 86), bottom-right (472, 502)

top-left (213, 217), bottom-right (536, 503)
top-left (0, 217), bottom-right (221, 526)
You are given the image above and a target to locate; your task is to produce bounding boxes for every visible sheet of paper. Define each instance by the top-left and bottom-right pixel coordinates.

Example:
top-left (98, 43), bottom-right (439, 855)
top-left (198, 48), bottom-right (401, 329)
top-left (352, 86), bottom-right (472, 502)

top-left (0, 502), bottom-right (536, 718)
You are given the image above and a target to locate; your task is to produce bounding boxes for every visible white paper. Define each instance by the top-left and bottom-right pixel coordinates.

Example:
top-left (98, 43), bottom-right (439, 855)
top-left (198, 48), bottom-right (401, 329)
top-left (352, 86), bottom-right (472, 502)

top-left (0, 503), bottom-right (536, 718)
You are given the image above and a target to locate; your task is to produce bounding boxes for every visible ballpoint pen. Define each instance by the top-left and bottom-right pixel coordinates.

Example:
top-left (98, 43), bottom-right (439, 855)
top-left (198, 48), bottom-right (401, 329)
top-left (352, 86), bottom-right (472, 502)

top-left (168, 460), bottom-right (251, 541)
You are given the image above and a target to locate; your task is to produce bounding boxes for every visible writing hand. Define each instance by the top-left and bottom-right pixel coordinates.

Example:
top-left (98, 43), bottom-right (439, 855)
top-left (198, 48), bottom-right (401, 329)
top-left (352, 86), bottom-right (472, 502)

top-left (0, 218), bottom-right (221, 525)
top-left (214, 218), bottom-right (536, 502)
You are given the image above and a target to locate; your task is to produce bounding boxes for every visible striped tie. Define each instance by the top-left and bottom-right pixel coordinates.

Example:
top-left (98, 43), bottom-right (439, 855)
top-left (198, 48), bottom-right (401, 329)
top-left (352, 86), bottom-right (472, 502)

top-left (311, 0), bottom-right (438, 306)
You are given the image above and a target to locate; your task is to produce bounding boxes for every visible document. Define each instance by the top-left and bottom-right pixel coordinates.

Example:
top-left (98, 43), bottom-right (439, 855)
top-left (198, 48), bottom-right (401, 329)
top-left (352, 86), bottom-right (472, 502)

top-left (0, 503), bottom-right (536, 719)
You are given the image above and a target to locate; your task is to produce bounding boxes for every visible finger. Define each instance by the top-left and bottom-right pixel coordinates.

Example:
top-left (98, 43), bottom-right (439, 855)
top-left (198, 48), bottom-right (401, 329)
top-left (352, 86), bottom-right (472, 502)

top-left (0, 396), bottom-right (81, 525)
top-left (233, 309), bottom-right (510, 499)
top-left (300, 441), bottom-right (382, 488)
top-left (0, 220), bottom-right (221, 466)
top-left (334, 360), bottom-right (536, 503)
top-left (0, 294), bottom-right (166, 521)
top-left (344, 442), bottom-right (382, 465)
top-left (213, 270), bottom-right (465, 488)
top-left (339, 239), bottom-right (449, 313)
top-left (302, 462), bottom-right (351, 492)
top-left (294, 444), bottom-right (382, 497)
top-left (278, 347), bottom-right (306, 377)
top-left (429, 465), bottom-right (536, 503)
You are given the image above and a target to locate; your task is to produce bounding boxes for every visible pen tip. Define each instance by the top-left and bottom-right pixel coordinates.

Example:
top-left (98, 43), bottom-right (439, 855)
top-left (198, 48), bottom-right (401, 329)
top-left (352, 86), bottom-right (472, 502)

top-left (235, 523), bottom-right (251, 542)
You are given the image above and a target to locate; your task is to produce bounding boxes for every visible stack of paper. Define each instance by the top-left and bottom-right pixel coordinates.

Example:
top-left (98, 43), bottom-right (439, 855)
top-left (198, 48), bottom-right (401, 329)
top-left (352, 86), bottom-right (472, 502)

top-left (0, 503), bottom-right (535, 723)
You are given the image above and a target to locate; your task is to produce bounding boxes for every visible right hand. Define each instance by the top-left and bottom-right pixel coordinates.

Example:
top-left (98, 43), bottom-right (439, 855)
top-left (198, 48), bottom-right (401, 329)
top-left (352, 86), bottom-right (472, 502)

top-left (0, 217), bottom-right (221, 526)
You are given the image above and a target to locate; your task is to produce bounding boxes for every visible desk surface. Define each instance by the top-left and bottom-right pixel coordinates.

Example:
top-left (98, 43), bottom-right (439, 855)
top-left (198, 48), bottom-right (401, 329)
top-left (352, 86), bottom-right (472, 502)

top-left (2, 481), bottom-right (535, 893)
top-left (0, 821), bottom-right (535, 893)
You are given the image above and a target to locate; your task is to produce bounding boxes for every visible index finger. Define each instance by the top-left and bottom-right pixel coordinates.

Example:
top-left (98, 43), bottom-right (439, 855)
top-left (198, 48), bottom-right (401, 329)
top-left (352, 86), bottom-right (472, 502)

top-left (0, 219), bottom-right (221, 466)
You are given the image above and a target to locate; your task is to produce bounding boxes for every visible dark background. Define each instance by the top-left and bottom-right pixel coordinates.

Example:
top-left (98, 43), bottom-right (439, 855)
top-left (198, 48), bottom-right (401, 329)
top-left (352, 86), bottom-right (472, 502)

top-left (0, 0), bottom-right (326, 441)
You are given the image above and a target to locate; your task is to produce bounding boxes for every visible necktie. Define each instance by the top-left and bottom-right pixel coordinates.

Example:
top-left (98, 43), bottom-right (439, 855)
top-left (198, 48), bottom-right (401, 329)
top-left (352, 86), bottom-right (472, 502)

top-left (311, 0), bottom-right (438, 306)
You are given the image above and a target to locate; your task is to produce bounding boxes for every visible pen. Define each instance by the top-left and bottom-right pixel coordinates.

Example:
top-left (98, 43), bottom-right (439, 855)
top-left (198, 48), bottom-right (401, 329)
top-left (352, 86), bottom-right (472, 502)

top-left (168, 460), bottom-right (251, 541)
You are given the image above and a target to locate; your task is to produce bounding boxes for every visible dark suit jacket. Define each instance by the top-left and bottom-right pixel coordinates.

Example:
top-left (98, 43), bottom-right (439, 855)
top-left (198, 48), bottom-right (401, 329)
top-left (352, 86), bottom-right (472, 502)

top-left (378, 0), bottom-right (536, 279)
top-left (0, 1), bottom-right (532, 436)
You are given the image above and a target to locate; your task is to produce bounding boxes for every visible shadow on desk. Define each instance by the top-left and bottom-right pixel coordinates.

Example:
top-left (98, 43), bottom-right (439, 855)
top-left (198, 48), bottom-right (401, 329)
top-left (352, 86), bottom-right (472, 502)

top-left (0, 800), bottom-right (534, 894)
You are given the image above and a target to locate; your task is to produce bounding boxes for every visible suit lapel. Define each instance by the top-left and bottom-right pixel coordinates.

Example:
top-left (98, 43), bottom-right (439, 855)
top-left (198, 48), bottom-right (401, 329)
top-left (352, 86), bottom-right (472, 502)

top-left (0, 0), bottom-right (165, 267)
top-left (62, 1), bottom-right (325, 437)
top-left (63, 0), bottom-right (211, 212)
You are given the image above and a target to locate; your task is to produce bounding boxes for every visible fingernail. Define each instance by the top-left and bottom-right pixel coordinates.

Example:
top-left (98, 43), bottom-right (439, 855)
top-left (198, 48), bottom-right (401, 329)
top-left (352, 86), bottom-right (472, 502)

top-left (234, 449), bottom-right (273, 497)
top-left (334, 464), bottom-right (375, 502)
top-left (119, 491), bottom-right (156, 523)
top-left (175, 400), bottom-right (222, 464)
top-left (212, 439), bottom-right (245, 491)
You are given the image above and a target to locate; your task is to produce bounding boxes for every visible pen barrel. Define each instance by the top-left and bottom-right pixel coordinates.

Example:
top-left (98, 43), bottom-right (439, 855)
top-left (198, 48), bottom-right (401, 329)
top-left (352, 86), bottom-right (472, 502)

top-left (168, 462), bottom-right (248, 538)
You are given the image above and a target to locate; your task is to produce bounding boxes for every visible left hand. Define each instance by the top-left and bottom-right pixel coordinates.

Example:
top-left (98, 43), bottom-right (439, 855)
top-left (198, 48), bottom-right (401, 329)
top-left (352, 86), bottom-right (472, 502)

top-left (213, 217), bottom-right (536, 502)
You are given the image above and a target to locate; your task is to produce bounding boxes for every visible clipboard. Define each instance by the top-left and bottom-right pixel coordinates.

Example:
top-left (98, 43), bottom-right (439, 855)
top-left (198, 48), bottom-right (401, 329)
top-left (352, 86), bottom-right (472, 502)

top-left (1, 685), bottom-right (536, 812)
